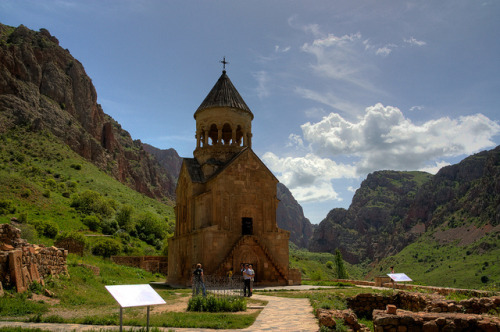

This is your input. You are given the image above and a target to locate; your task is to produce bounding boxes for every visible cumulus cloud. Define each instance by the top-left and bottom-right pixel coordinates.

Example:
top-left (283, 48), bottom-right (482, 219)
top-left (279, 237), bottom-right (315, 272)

top-left (299, 103), bottom-right (500, 174)
top-left (262, 152), bottom-right (356, 202)
top-left (263, 103), bottom-right (500, 204)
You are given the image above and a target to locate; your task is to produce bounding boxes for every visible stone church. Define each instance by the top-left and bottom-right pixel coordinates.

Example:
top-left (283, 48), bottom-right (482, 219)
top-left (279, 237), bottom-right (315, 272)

top-left (167, 68), bottom-right (300, 286)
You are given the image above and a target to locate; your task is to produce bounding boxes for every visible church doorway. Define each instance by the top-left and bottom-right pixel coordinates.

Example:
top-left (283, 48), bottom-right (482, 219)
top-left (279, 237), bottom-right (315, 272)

top-left (242, 217), bottom-right (253, 235)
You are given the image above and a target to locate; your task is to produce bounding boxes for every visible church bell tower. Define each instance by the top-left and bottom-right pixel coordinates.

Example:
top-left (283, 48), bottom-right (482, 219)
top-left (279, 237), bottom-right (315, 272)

top-left (193, 68), bottom-right (253, 178)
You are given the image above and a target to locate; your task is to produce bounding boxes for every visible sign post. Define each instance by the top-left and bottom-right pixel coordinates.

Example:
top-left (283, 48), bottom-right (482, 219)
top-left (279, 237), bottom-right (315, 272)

top-left (387, 273), bottom-right (412, 290)
top-left (105, 284), bottom-right (166, 332)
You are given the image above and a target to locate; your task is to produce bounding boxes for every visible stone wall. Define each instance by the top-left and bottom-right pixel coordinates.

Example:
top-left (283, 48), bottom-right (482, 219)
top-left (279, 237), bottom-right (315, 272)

top-left (334, 278), bottom-right (494, 297)
top-left (373, 309), bottom-right (500, 331)
top-left (0, 223), bottom-right (68, 293)
top-left (346, 292), bottom-right (500, 318)
top-left (111, 256), bottom-right (168, 275)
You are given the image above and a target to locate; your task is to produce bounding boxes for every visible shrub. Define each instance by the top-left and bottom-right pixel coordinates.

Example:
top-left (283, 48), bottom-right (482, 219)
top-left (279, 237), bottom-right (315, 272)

top-left (30, 220), bottom-right (59, 238)
top-left (326, 261), bottom-right (334, 269)
top-left (187, 296), bottom-right (246, 312)
top-left (101, 219), bottom-right (119, 235)
top-left (116, 204), bottom-right (134, 231)
top-left (55, 231), bottom-right (88, 255)
top-left (20, 188), bottom-right (32, 198)
top-left (0, 199), bottom-right (16, 215)
top-left (135, 212), bottom-right (166, 245)
top-left (70, 190), bottom-right (115, 218)
top-left (92, 238), bottom-right (122, 258)
top-left (82, 215), bottom-right (101, 232)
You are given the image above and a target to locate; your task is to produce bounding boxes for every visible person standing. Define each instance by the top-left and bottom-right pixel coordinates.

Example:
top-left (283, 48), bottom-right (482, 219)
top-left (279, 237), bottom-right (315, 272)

top-left (243, 263), bottom-right (254, 297)
top-left (192, 263), bottom-right (206, 297)
top-left (248, 264), bottom-right (255, 295)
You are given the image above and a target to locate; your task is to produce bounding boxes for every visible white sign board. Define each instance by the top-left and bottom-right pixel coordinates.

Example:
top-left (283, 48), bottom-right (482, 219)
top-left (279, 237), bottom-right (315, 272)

top-left (387, 273), bottom-right (412, 282)
top-left (105, 284), bottom-right (166, 308)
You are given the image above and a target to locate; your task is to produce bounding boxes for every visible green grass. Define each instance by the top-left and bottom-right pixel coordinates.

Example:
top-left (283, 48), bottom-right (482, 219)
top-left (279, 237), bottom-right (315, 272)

top-left (368, 234), bottom-right (500, 290)
top-left (0, 253), bottom-right (257, 330)
top-left (289, 244), bottom-right (365, 281)
top-left (0, 128), bottom-right (174, 255)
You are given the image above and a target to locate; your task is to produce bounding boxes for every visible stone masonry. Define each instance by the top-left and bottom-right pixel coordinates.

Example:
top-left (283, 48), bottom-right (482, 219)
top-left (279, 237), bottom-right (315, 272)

top-left (0, 223), bottom-right (68, 293)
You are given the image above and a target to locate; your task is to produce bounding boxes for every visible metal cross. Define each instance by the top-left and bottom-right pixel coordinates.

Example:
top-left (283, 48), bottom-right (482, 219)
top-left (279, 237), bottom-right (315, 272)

top-left (221, 57), bottom-right (229, 70)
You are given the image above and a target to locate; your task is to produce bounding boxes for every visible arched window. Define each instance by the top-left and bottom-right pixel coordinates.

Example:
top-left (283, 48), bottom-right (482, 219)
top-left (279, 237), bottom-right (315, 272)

top-left (208, 124), bottom-right (218, 145)
top-left (236, 125), bottom-right (244, 146)
top-left (222, 123), bottom-right (232, 145)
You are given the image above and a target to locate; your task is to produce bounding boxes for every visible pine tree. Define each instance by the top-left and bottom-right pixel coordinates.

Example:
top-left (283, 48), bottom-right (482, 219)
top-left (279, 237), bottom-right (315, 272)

top-left (334, 249), bottom-right (348, 279)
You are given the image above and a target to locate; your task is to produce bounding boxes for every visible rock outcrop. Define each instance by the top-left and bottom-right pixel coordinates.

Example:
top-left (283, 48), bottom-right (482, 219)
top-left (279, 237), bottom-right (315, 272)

top-left (276, 183), bottom-right (314, 248)
top-left (0, 23), bottom-right (176, 199)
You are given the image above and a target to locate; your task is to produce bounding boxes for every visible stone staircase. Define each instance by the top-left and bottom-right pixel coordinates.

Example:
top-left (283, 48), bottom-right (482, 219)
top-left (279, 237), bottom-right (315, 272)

top-left (213, 235), bottom-right (287, 282)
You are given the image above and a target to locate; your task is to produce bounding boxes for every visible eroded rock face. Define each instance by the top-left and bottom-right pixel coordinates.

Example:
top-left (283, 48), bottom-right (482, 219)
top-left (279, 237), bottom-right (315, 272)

top-left (0, 23), bottom-right (176, 199)
top-left (276, 183), bottom-right (314, 248)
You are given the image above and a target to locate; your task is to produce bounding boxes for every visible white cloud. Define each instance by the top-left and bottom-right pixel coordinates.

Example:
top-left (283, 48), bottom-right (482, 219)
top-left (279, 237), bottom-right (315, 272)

top-left (419, 161), bottom-right (451, 174)
top-left (274, 45), bottom-right (291, 53)
top-left (409, 105), bottom-right (424, 111)
top-left (375, 47), bottom-right (392, 57)
top-left (299, 103), bottom-right (500, 175)
top-left (253, 71), bottom-right (270, 99)
top-left (347, 186), bottom-right (357, 192)
top-left (261, 152), bottom-right (356, 202)
top-left (295, 87), bottom-right (362, 115)
top-left (404, 37), bottom-right (427, 46)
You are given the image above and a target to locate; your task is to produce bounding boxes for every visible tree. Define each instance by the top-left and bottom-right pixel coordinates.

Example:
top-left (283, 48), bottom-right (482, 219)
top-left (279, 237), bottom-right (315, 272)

top-left (334, 249), bottom-right (349, 279)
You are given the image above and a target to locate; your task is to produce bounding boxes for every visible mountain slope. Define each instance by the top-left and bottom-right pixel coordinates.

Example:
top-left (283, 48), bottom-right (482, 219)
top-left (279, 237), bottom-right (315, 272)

top-left (310, 146), bottom-right (500, 288)
top-left (0, 23), bottom-right (176, 200)
top-left (310, 170), bottom-right (432, 263)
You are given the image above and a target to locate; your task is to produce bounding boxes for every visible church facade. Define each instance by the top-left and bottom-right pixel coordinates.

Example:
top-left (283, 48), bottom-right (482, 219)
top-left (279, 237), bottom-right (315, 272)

top-left (167, 69), bottom-right (300, 286)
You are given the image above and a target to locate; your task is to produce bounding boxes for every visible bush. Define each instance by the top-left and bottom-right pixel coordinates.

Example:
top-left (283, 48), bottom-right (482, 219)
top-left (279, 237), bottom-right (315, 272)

top-left (30, 220), bottom-right (59, 238)
top-left (55, 231), bottom-right (88, 254)
top-left (92, 238), bottom-right (122, 258)
top-left (70, 190), bottom-right (115, 218)
top-left (101, 219), bottom-right (119, 235)
top-left (0, 199), bottom-right (16, 215)
top-left (135, 212), bottom-right (165, 245)
top-left (187, 296), bottom-right (246, 312)
top-left (82, 215), bottom-right (101, 232)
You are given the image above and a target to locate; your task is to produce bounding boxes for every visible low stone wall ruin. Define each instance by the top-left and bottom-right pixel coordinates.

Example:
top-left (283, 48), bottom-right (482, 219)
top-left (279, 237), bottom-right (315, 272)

top-left (373, 309), bottom-right (500, 331)
top-left (0, 223), bottom-right (68, 293)
top-left (346, 292), bottom-right (500, 318)
top-left (111, 255), bottom-right (168, 275)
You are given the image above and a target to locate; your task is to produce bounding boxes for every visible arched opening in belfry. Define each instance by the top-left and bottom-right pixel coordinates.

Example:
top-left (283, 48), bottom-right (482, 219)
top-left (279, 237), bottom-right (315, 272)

top-left (242, 217), bottom-right (253, 236)
top-left (236, 125), bottom-right (244, 146)
top-left (208, 124), bottom-right (218, 145)
top-left (222, 123), bottom-right (232, 145)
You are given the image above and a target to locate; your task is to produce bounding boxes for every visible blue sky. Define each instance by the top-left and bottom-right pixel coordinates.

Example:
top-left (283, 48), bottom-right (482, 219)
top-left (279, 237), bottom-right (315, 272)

top-left (2, 1), bottom-right (499, 224)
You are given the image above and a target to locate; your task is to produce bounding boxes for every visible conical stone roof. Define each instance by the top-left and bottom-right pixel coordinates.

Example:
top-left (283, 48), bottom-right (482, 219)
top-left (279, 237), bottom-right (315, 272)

top-left (194, 70), bottom-right (253, 119)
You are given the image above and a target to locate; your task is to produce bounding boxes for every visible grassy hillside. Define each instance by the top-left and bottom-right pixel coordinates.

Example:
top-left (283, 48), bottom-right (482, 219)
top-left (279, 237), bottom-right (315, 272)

top-left (289, 244), bottom-right (365, 281)
top-left (0, 127), bottom-right (174, 254)
top-left (367, 233), bottom-right (500, 290)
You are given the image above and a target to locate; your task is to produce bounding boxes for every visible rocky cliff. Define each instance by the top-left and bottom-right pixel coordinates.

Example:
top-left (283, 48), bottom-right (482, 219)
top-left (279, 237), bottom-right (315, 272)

top-left (310, 146), bottom-right (500, 264)
top-left (0, 23), bottom-right (177, 199)
top-left (276, 183), bottom-right (314, 248)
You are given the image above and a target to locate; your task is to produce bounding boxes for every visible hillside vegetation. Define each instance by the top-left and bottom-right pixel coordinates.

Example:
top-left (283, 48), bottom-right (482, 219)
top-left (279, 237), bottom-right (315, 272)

top-left (0, 127), bottom-right (174, 255)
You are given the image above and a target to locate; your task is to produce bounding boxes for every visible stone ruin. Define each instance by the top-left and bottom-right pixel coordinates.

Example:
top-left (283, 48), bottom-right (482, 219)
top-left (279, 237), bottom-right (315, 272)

top-left (0, 223), bottom-right (68, 293)
top-left (318, 291), bottom-right (500, 331)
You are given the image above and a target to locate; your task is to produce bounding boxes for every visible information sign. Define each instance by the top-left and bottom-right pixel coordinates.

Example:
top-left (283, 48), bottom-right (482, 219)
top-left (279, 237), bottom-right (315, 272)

top-left (387, 273), bottom-right (412, 282)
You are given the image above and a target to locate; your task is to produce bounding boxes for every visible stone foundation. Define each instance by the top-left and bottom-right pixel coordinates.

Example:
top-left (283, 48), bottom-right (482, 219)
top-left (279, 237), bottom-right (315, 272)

top-left (111, 256), bottom-right (168, 275)
top-left (0, 223), bottom-right (68, 293)
top-left (373, 309), bottom-right (500, 331)
top-left (346, 292), bottom-right (500, 318)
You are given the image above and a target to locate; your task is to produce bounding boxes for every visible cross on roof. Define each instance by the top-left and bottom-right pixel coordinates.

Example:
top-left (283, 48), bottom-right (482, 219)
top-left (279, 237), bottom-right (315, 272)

top-left (220, 57), bottom-right (229, 71)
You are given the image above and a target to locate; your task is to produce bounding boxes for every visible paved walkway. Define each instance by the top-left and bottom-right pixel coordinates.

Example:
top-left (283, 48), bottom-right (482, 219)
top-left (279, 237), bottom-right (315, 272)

top-left (0, 294), bottom-right (319, 332)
